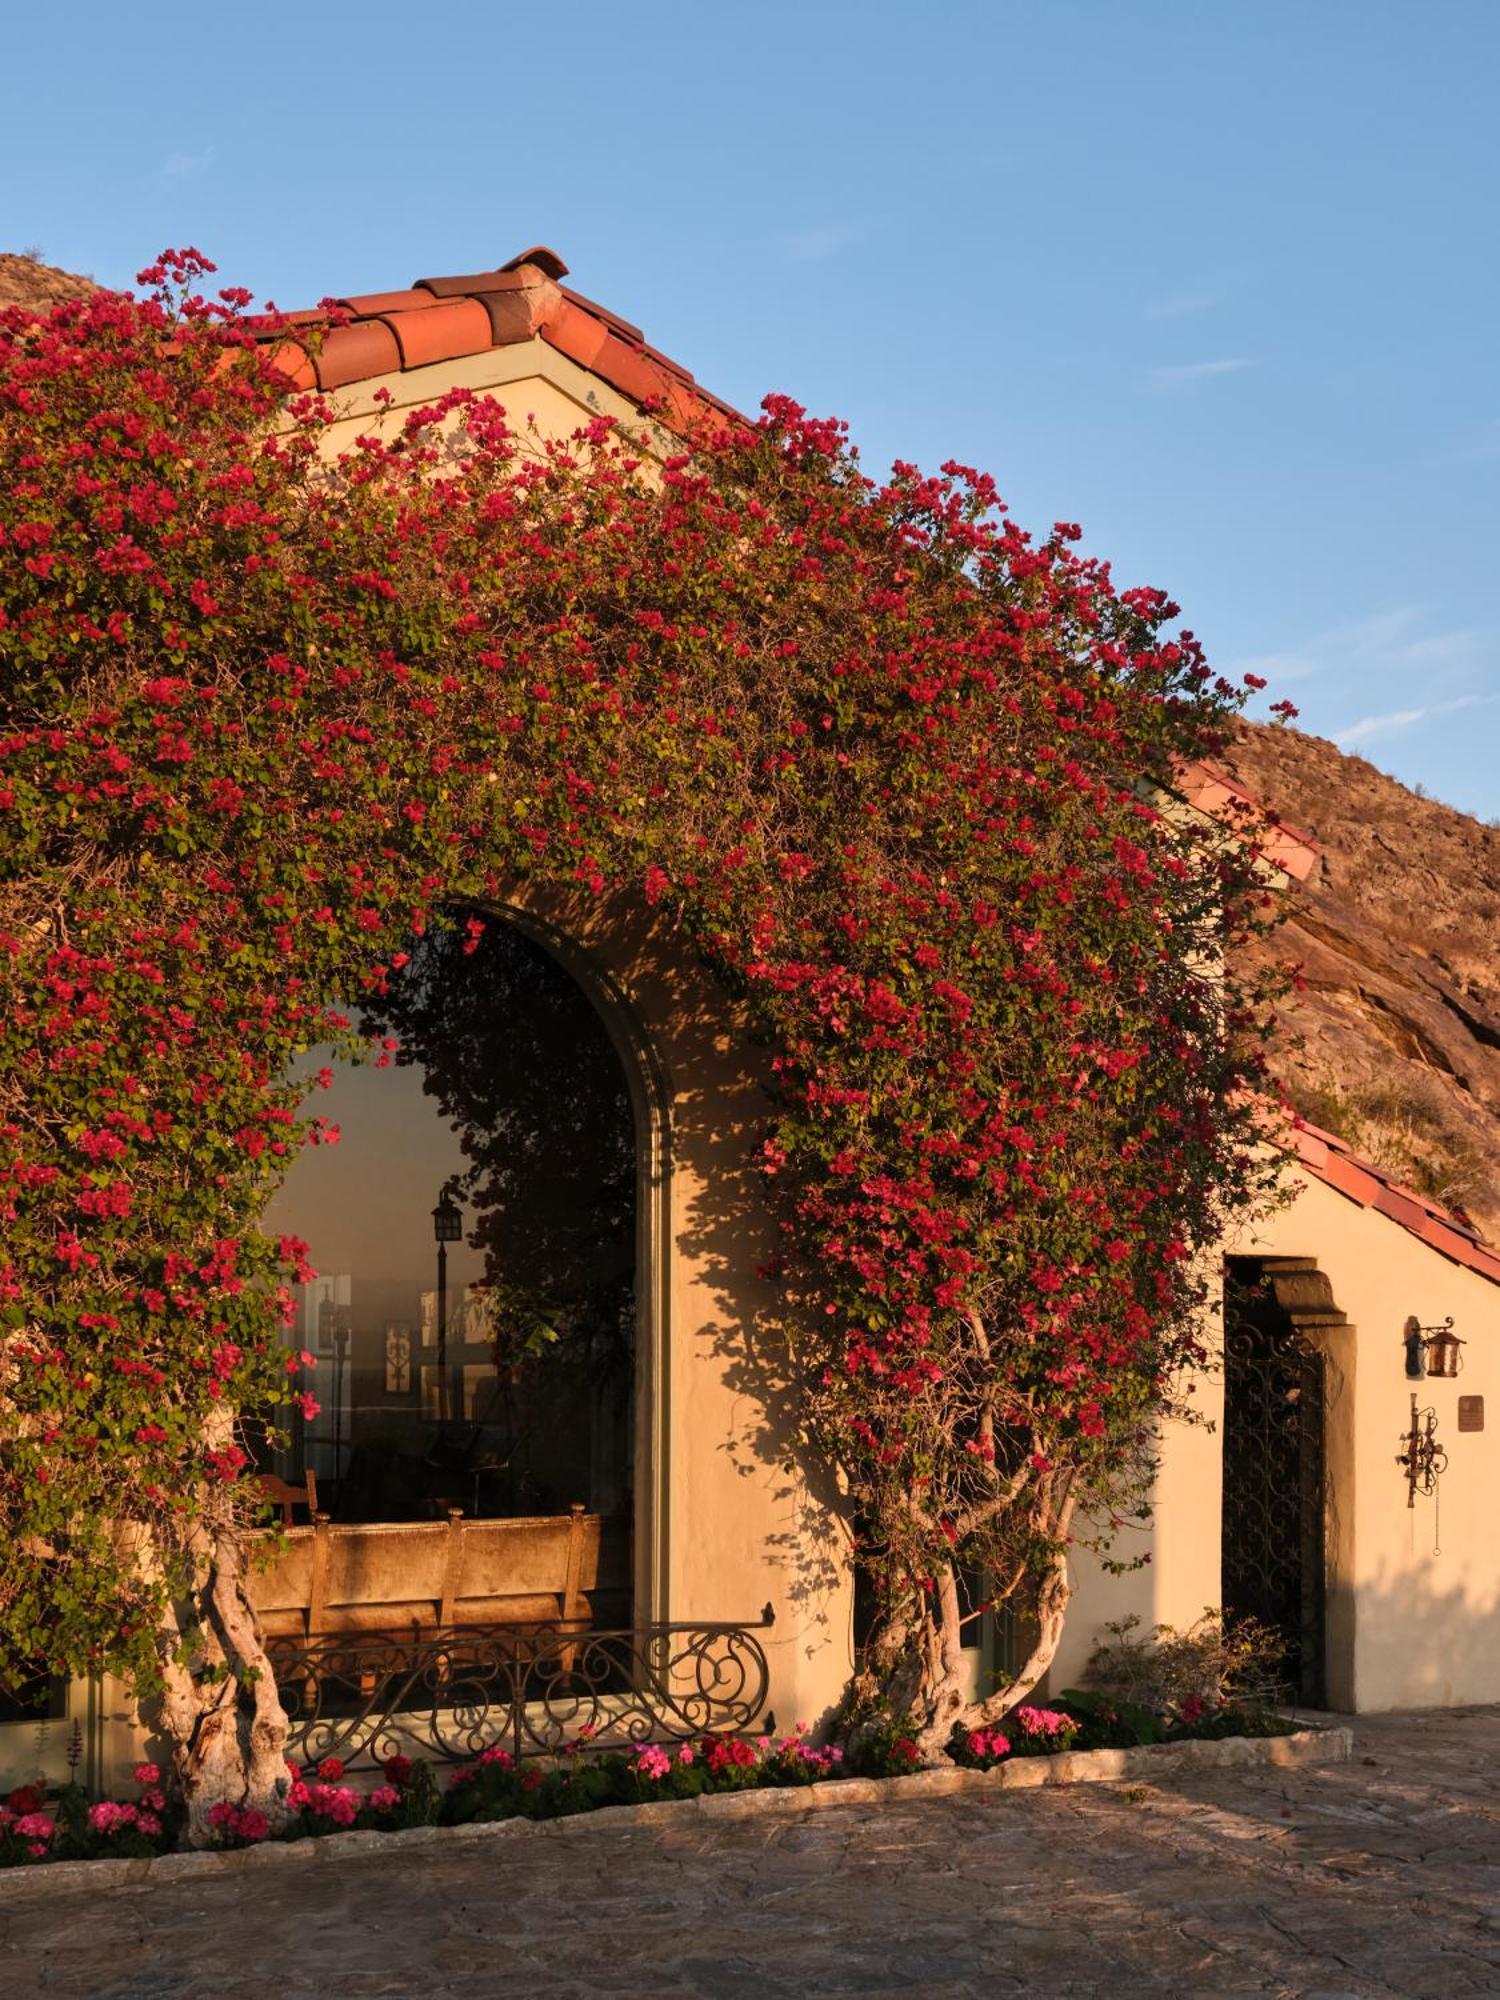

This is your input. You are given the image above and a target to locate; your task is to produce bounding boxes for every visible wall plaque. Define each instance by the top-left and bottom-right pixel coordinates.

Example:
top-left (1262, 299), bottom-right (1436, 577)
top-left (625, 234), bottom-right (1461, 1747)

top-left (1458, 1395), bottom-right (1484, 1433)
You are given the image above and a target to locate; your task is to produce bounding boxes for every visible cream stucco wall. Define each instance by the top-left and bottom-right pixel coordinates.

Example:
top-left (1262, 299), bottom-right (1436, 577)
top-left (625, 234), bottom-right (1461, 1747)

top-left (1235, 1172), bottom-right (1500, 1712)
top-left (306, 337), bottom-right (675, 467)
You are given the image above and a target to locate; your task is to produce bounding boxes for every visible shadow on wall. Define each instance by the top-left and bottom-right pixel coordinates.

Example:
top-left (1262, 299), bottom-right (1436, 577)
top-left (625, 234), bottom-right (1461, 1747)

top-left (625, 917), bottom-right (852, 1665)
top-left (516, 888), bottom-right (854, 1689)
top-left (1331, 1558), bottom-right (1500, 1712)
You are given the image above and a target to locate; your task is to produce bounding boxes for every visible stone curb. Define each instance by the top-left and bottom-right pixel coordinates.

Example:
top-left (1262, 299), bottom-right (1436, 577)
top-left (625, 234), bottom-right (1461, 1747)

top-left (0, 1725), bottom-right (1352, 1905)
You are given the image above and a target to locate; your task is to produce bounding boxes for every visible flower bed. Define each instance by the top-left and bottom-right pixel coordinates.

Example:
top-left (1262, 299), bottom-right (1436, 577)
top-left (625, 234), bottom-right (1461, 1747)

top-left (1, 1764), bottom-right (172, 1868)
top-left (1, 1698), bottom-right (1304, 1870)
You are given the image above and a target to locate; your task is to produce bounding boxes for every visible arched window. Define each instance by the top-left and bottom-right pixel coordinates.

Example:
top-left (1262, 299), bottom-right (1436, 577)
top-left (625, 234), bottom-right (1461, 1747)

top-left (262, 913), bottom-right (642, 1624)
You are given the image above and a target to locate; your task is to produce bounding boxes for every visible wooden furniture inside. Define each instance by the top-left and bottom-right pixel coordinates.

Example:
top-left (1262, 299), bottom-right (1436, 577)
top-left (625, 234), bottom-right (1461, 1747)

top-left (257, 1469), bottom-right (319, 1526)
top-left (249, 1502), bottom-right (608, 1642)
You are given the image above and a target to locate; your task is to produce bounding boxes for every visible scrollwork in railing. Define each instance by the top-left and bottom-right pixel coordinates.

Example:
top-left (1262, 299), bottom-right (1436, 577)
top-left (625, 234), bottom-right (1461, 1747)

top-left (266, 1609), bottom-right (776, 1771)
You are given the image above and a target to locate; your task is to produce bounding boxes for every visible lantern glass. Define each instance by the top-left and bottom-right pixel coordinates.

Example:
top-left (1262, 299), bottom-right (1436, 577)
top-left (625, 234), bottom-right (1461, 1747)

top-left (1427, 1328), bottom-right (1463, 1379)
top-left (432, 1191), bottom-right (463, 1244)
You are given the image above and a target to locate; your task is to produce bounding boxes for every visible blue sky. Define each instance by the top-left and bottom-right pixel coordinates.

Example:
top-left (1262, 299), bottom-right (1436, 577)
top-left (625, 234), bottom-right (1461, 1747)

top-left (7, 1), bottom-right (1497, 815)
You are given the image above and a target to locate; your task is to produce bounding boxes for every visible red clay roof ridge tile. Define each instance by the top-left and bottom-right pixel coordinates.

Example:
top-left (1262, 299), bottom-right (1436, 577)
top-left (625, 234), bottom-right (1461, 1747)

top-left (502, 246), bottom-right (569, 280)
top-left (258, 247), bottom-right (742, 433)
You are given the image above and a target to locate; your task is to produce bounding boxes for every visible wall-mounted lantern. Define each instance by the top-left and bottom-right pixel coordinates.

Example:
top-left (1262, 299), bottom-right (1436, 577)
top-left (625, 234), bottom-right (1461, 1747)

top-left (1427, 1319), bottom-right (1464, 1379)
top-left (1403, 1314), bottom-right (1464, 1380)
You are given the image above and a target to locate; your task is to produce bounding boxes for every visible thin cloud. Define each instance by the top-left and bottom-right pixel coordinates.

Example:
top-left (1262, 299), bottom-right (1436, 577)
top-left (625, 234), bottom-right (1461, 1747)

top-left (1147, 268), bottom-right (1249, 320)
top-left (781, 222), bottom-right (862, 265)
top-left (1148, 357), bottom-right (1254, 388)
top-left (161, 148), bottom-right (213, 181)
top-left (1226, 607), bottom-right (1491, 693)
top-left (1148, 289), bottom-right (1221, 320)
top-left (1335, 693), bottom-right (1498, 749)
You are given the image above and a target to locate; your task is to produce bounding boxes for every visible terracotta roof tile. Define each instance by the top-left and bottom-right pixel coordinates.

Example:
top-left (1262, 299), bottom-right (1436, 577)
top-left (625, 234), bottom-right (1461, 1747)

top-left (337, 289), bottom-right (439, 318)
top-left (249, 249), bottom-right (724, 443)
top-left (264, 339), bottom-right (316, 392)
top-left (640, 341), bottom-right (696, 385)
top-left (540, 299), bottom-right (610, 372)
top-left (1373, 1185), bottom-right (1430, 1232)
top-left (414, 269), bottom-right (533, 300)
top-left (252, 247), bottom-right (738, 436)
top-left (594, 331), bottom-right (660, 402)
top-left (470, 286), bottom-right (556, 346)
top-left (1309, 1150), bottom-right (1377, 1206)
top-left (558, 283), bottom-right (641, 341)
top-left (1293, 1128), bottom-right (1330, 1170)
top-left (1176, 761), bottom-right (1320, 882)
top-left (660, 378), bottom-right (714, 435)
top-left (380, 297), bottom-right (492, 370)
top-left (315, 320), bottom-right (401, 391)
top-left (1415, 1214), bottom-right (1484, 1265)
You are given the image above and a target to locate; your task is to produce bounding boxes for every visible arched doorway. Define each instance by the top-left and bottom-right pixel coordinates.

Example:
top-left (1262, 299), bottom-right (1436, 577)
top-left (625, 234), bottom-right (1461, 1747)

top-left (261, 909), bottom-right (657, 1629)
top-left (1221, 1256), bottom-right (1341, 1707)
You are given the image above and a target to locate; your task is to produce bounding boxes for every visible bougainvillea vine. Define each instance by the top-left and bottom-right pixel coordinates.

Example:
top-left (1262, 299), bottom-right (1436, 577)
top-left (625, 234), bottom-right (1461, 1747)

top-left (0, 255), bottom-right (1289, 1837)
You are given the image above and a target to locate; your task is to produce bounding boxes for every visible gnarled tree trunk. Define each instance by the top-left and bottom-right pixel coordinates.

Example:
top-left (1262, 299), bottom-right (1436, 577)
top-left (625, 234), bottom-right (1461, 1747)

top-left (895, 1485), bottom-right (1079, 1761)
top-left (148, 1429), bottom-right (292, 1846)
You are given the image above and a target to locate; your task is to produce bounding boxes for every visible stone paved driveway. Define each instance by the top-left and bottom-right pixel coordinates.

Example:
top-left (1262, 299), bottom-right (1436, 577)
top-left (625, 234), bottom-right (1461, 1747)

top-left (5, 1708), bottom-right (1500, 1998)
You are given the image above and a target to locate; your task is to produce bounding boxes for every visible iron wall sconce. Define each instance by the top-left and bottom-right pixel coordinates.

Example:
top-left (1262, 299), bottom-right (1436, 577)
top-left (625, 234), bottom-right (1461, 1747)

top-left (1397, 1393), bottom-right (1447, 1509)
top-left (1403, 1314), bottom-right (1464, 1380)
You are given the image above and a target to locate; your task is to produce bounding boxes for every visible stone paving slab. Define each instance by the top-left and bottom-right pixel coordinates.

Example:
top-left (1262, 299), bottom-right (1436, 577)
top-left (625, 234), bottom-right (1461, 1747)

top-left (2, 1708), bottom-right (1497, 1997)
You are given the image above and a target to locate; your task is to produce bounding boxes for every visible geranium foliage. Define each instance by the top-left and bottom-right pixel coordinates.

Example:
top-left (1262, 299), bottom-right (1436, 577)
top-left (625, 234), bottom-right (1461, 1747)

top-left (0, 256), bottom-right (1287, 1803)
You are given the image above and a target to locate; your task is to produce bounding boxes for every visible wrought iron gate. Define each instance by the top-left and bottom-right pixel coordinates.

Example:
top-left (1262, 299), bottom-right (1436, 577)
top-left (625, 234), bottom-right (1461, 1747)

top-left (1222, 1265), bottom-right (1327, 1706)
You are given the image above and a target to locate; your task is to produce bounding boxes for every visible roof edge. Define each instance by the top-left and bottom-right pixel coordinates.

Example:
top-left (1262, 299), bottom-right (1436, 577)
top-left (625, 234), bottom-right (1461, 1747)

top-left (1285, 1115), bottom-right (1500, 1286)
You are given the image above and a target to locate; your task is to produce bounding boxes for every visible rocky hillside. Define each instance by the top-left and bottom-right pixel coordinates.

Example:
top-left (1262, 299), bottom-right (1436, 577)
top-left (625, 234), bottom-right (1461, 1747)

top-left (0, 251), bottom-right (94, 308)
top-left (1226, 723), bottom-right (1500, 1238)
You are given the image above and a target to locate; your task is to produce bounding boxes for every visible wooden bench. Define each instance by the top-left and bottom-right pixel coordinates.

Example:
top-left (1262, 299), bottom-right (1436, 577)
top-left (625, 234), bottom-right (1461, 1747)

top-left (249, 1503), bottom-right (603, 1643)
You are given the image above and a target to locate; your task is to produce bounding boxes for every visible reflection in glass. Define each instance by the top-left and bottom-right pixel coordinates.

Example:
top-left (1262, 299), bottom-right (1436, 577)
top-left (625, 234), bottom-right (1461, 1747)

top-left (262, 916), bottom-right (636, 1610)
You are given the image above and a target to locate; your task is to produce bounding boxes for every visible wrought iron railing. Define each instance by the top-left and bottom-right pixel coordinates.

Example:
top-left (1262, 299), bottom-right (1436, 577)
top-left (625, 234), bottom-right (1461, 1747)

top-left (267, 1609), bottom-right (776, 1771)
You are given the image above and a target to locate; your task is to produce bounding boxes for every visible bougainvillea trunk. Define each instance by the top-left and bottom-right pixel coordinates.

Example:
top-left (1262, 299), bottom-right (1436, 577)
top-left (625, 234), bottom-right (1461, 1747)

top-left (152, 1527), bottom-right (290, 1846)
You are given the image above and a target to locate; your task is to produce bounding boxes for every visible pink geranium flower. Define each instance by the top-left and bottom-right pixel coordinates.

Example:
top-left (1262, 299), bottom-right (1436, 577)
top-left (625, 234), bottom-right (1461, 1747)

top-left (632, 1744), bottom-right (672, 1780)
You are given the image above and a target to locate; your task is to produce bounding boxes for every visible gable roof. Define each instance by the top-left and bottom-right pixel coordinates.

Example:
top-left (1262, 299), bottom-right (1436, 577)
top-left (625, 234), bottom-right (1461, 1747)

top-left (1289, 1117), bottom-right (1500, 1285)
top-left (249, 245), bottom-right (740, 435)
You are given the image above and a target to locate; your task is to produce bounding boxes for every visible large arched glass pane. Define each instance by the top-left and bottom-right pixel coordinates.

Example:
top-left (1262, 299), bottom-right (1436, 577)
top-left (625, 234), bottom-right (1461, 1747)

top-left (261, 914), bottom-right (635, 1619)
